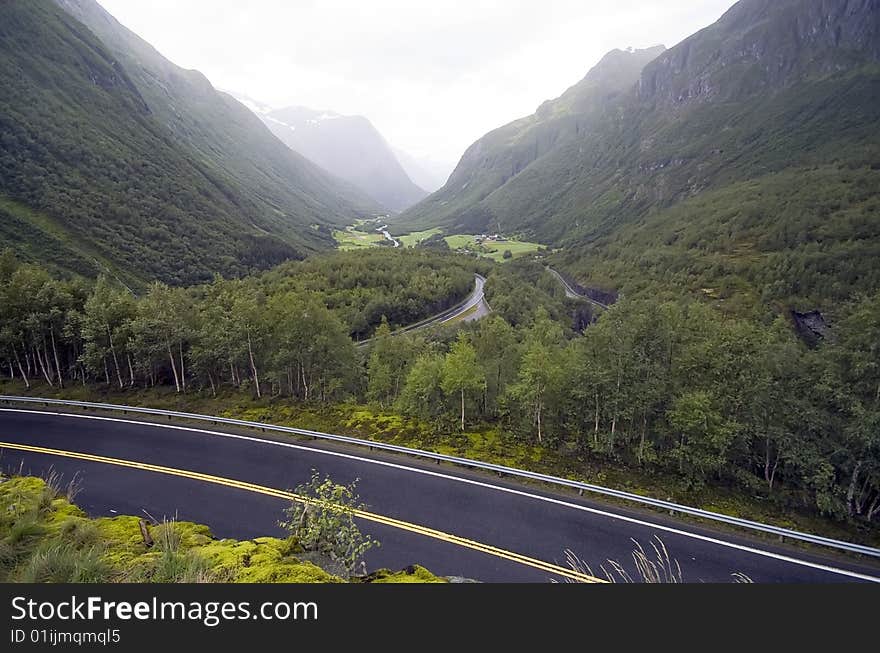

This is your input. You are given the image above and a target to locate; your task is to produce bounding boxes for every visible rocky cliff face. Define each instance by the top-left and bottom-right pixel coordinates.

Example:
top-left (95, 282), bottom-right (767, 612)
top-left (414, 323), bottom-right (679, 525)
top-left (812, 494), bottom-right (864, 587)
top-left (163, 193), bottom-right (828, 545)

top-left (396, 0), bottom-right (880, 242)
top-left (638, 0), bottom-right (880, 106)
top-left (398, 46), bottom-right (665, 234)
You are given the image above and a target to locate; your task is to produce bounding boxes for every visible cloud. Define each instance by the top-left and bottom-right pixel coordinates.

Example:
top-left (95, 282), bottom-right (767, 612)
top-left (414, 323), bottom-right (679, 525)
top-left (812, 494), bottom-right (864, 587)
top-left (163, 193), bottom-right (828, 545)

top-left (99, 0), bottom-right (736, 162)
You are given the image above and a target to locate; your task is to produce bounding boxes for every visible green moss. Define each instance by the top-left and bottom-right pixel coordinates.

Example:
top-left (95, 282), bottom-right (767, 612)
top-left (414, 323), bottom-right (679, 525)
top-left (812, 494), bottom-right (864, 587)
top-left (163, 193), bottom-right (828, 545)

top-left (1, 476), bottom-right (437, 583)
top-left (1, 477), bottom-right (48, 515)
top-left (195, 537), bottom-right (340, 583)
top-left (358, 566), bottom-right (447, 584)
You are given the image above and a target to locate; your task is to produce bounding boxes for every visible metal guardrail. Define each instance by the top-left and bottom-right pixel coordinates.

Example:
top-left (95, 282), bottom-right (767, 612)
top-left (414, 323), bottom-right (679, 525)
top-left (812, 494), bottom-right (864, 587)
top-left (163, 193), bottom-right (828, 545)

top-left (2, 395), bottom-right (878, 559)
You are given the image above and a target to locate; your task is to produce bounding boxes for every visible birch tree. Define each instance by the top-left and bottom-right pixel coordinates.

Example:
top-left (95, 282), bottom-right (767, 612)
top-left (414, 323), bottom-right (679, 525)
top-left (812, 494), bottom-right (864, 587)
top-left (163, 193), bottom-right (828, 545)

top-left (441, 334), bottom-right (485, 431)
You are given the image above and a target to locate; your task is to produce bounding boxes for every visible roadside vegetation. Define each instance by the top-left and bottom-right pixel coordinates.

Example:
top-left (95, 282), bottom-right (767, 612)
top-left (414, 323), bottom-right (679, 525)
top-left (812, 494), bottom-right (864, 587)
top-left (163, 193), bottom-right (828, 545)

top-left (560, 537), bottom-right (752, 584)
top-left (0, 473), bottom-right (442, 583)
top-left (1, 251), bottom-right (879, 545)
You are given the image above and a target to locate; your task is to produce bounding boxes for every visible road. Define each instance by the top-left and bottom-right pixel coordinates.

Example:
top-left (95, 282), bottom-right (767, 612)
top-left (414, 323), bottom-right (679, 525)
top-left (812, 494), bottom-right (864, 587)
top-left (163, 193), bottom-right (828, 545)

top-left (439, 273), bottom-right (490, 325)
top-left (358, 274), bottom-right (489, 347)
top-left (1, 409), bottom-right (878, 583)
top-left (547, 267), bottom-right (610, 309)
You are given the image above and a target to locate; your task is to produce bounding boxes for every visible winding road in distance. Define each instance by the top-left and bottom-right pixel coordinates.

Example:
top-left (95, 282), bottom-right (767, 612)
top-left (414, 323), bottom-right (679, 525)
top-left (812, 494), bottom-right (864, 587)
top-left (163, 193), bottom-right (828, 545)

top-left (360, 263), bottom-right (600, 349)
top-left (1, 408), bottom-right (878, 583)
top-left (357, 273), bottom-right (489, 347)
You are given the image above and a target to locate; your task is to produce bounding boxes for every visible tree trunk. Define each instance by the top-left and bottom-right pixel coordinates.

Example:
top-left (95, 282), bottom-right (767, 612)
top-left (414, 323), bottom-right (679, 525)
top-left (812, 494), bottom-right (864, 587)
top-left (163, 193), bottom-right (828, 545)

top-left (50, 328), bottom-right (63, 388)
top-left (103, 356), bottom-right (110, 385)
top-left (460, 388), bottom-right (466, 431)
top-left (107, 327), bottom-right (124, 389)
top-left (127, 353), bottom-right (136, 387)
top-left (208, 371), bottom-right (216, 398)
top-left (247, 329), bottom-right (261, 398)
top-left (867, 492), bottom-right (880, 522)
top-left (179, 342), bottom-right (186, 392)
top-left (22, 341), bottom-right (32, 377)
top-left (12, 345), bottom-right (29, 389)
top-left (536, 402), bottom-right (543, 444)
top-left (593, 393), bottom-right (600, 446)
top-left (301, 360), bottom-right (310, 402)
top-left (764, 435), bottom-right (780, 493)
top-left (855, 474), bottom-right (871, 515)
top-left (847, 460), bottom-right (863, 516)
top-left (35, 344), bottom-right (54, 386)
top-left (167, 340), bottom-right (181, 393)
top-left (638, 413), bottom-right (647, 465)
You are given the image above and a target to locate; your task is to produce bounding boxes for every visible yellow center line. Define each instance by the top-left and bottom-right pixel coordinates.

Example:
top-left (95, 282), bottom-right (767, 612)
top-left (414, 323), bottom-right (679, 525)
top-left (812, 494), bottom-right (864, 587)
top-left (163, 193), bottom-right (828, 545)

top-left (0, 440), bottom-right (604, 583)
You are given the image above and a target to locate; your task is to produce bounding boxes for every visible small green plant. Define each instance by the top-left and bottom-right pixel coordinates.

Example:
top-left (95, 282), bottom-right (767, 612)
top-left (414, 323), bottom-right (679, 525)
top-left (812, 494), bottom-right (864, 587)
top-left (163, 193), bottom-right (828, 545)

top-left (40, 467), bottom-right (82, 504)
top-left (127, 519), bottom-right (218, 583)
top-left (279, 471), bottom-right (379, 577)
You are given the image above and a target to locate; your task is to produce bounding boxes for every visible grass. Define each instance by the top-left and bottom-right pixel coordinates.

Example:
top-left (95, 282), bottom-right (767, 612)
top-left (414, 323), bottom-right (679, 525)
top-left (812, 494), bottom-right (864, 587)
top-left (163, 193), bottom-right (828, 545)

top-left (347, 223), bottom-right (543, 263)
top-left (559, 536), bottom-right (753, 584)
top-left (443, 302), bottom-right (480, 325)
top-left (333, 227), bottom-right (388, 250)
top-left (0, 474), bottom-right (446, 584)
top-left (442, 235), bottom-right (542, 262)
top-left (397, 228), bottom-right (442, 247)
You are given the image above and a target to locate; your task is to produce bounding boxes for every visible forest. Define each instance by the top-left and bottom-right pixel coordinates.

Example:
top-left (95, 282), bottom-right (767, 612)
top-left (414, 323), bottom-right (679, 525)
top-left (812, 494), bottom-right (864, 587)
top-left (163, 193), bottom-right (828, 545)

top-left (0, 251), bottom-right (878, 529)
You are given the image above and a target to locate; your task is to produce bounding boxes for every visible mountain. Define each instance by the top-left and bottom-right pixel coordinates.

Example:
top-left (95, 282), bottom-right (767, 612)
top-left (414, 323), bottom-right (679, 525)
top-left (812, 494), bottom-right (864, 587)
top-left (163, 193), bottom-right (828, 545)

top-left (394, 45), bottom-right (667, 235)
top-left (391, 148), bottom-right (454, 193)
top-left (0, 0), bottom-right (376, 288)
top-left (244, 101), bottom-right (428, 213)
top-left (395, 0), bottom-right (880, 311)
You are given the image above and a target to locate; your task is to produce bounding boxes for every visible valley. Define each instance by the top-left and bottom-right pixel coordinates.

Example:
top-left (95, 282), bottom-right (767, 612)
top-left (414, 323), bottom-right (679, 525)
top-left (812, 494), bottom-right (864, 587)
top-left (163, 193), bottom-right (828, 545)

top-left (336, 220), bottom-right (543, 262)
top-left (0, 0), bottom-right (878, 589)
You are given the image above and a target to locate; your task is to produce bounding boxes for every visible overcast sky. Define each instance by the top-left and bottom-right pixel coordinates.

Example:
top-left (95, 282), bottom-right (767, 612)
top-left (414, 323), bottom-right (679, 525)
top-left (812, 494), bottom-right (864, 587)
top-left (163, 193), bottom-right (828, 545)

top-left (99, 0), bottom-right (736, 166)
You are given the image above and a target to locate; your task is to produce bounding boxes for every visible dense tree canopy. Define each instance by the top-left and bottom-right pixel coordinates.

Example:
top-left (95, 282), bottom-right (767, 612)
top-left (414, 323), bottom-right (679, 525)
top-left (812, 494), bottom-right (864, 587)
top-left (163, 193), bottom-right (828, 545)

top-left (1, 250), bottom-right (878, 527)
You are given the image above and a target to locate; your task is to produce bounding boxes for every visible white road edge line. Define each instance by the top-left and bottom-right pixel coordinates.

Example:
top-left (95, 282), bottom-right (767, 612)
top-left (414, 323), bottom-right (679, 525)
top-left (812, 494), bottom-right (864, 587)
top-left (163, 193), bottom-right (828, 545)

top-left (2, 408), bottom-right (879, 583)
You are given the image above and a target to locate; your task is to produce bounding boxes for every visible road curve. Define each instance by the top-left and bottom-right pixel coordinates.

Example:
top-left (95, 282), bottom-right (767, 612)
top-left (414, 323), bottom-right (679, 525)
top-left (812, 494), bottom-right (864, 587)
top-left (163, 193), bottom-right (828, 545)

top-left (547, 267), bottom-right (609, 309)
top-left (1, 409), bottom-right (878, 583)
top-left (358, 274), bottom-right (489, 347)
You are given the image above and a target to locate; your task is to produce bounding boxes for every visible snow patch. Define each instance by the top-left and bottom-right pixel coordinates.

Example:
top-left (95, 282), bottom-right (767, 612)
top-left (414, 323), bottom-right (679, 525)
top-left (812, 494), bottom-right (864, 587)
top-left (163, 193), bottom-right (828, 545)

top-left (265, 116), bottom-right (296, 132)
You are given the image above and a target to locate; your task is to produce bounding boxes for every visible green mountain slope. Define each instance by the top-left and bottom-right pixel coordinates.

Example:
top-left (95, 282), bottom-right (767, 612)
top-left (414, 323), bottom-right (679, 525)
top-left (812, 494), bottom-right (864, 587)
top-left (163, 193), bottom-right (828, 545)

top-left (0, 0), bottom-right (376, 288)
top-left (396, 0), bottom-right (880, 311)
top-left (395, 45), bottom-right (666, 235)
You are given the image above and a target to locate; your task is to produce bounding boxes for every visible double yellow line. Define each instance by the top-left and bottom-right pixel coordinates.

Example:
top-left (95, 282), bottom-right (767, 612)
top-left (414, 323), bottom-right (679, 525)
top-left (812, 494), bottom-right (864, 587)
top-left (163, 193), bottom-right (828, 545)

top-left (0, 441), bottom-right (603, 583)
